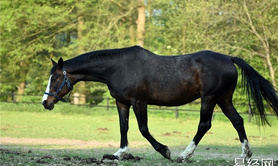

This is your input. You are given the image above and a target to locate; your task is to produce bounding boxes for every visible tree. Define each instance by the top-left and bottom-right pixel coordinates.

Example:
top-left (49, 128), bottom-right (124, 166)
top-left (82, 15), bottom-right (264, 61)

top-left (137, 0), bottom-right (145, 47)
top-left (0, 0), bottom-right (75, 98)
top-left (1, 0), bottom-right (276, 104)
top-left (145, 0), bottom-right (216, 54)
top-left (241, 0), bottom-right (277, 87)
top-left (208, 0), bottom-right (277, 86)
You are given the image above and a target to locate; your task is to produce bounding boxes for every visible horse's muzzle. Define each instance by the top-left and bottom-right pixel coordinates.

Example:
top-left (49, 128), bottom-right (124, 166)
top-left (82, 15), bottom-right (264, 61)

top-left (42, 100), bottom-right (54, 110)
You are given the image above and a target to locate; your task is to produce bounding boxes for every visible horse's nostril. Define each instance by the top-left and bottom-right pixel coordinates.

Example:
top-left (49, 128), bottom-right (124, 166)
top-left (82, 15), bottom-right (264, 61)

top-left (42, 100), bottom-right (54, 110)
top-left (42, 100), bottom-right (47, 107)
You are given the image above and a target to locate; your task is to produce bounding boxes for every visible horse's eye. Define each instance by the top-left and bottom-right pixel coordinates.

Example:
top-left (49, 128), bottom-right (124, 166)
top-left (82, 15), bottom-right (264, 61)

top-left (51, 77), bottom-right (57, 82)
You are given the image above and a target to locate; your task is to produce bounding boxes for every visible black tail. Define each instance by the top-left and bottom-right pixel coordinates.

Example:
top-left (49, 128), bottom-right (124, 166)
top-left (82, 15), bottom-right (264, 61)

top-left (232, 57), bottom-right (278, 126)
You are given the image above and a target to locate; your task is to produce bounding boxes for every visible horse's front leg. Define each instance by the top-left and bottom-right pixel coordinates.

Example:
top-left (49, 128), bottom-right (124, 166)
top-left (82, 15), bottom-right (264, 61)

top-left (132, 100), bottom-right (171, 160)
top-left (113, 100), bottom-right (131, 158)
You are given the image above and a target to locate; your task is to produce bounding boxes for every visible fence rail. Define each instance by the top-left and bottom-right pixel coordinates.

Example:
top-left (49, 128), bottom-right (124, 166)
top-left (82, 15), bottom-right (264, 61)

top-left (1, 93), bottom-right (276, 122)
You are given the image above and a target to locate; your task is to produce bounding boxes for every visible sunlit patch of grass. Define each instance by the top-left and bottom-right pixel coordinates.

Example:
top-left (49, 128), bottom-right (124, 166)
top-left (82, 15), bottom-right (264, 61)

top-left (1, 102), bottom-right (277, 166)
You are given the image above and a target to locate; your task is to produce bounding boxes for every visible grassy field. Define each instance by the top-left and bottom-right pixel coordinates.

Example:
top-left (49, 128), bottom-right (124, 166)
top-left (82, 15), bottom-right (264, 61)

top-left (0, 102), bottom-right (277, 165)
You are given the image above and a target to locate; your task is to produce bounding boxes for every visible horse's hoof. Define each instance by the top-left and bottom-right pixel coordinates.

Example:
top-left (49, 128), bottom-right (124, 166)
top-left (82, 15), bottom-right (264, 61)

top-left (160, 146), bottom-right (171, 160)
top-left (177, 157), bottom-right (194, 163)
top-left (177, 157), bottom-right (185, 163)
top-left (165, 148), bottom-right (171, 160)
top-left (247, 151), bottom-right (253, 159)
top-left (176, 157), bottom-right (185, 163)
top-left (176, 156), bottom-right (191, 163)
top-left (241, 151), bottom-right (253, 160)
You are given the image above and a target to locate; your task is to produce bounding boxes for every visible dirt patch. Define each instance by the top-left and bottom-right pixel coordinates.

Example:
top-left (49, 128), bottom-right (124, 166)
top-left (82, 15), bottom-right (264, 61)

top-left (0, 137), bottom-right (148, 149)
top-left (0, 148), bottom-right (119, 165)
top-left (162, 132), bottom-right (172, 136)
top-left (162, 131), bottom-right (183, 136)
top-left (97, 128), bottom-right (109, 131)
top-left (1, 148), bottom-right (141, 165)
top-left (1, 146), bottom-right (277, 165)
top-left (0, 148), bottom-right (31, 155)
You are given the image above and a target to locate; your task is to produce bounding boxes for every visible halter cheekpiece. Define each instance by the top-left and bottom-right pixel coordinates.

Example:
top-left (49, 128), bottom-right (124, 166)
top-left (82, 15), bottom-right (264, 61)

top-left (44, 66), bottom-right (73, 102)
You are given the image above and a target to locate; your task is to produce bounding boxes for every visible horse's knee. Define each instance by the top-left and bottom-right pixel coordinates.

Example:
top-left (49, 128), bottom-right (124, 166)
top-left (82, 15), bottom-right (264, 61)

top-left (139, 126), bottom-right (149, 138)
top-left (120, 126), bottom-right (128, 135)
top-left (198, 120), bottom-right (211, 132)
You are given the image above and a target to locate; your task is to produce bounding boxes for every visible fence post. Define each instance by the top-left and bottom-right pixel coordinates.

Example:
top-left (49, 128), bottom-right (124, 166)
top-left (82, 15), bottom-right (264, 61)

top-left (106, 97), bottom-right (109, 111)
top-left (73, 93), bottom-right (80, 105)
top-left (175, 106), bottom-right (179, 119)
top-left (13, 92), bottom-right (16, 103)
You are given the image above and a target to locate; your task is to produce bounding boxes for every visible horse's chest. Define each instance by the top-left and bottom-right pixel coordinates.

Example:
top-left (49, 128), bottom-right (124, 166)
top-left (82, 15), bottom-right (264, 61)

top-left (108, 86), bottom-right (133, 102)
top-left (108, 87), bottom-right (120, 99)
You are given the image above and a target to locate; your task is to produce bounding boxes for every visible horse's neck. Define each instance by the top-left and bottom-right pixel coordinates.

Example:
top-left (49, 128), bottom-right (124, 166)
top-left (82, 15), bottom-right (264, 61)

top-left (65, 46), bottom-right (145, 85)
top-left (66, 59), bottom-right (116, 85)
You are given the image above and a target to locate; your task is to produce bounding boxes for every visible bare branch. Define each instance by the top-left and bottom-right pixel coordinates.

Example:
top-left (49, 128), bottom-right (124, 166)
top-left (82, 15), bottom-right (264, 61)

top-left (243, 0), bottom-right (268, 52)
top-left (263, 25), bottom-right (269, 49)
top-left (222, 44), bottom-right (266, 58)
top-left (106, 7), bottom-right (135, 31)
top-left (110, 0), bottom-right (125, 9)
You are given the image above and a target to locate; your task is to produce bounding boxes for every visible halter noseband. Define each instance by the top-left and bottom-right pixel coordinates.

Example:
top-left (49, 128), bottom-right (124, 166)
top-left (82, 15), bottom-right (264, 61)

top-left (44, 66), bottom-right (73, 102)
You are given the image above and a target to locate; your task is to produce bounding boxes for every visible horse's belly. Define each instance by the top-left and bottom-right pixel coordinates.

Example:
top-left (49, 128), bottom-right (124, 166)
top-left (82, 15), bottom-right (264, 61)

top-left (148, 90), bottom-right (201, 106)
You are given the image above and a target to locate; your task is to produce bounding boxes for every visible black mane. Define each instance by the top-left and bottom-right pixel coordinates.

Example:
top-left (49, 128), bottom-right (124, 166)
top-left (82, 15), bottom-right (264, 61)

top-left (63, 46), bottom-right (147, 73)
top-left (69, 46), bottom-right (143, 63)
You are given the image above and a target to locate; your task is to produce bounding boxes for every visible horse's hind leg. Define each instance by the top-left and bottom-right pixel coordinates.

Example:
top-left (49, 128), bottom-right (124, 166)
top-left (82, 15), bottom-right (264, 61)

top-left (178, 96), bottom-right (216, 162)
top-left (218, 99), bottom-right (252, 159)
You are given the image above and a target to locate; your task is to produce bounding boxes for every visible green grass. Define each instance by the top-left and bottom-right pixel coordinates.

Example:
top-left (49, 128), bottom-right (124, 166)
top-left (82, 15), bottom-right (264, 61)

top-left (0, 102), bottom-right (278, 165)
top-left (1, 102), bottom-right (277, 146)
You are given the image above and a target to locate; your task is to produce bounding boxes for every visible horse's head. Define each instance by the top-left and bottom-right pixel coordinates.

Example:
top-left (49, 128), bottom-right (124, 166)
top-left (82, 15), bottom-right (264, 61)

top-left (42, 58), bottom-right (73, 110)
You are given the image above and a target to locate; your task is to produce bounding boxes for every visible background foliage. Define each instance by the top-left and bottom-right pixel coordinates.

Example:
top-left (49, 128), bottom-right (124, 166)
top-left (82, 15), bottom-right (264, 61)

top-left (0, 0), bottom-right (277, 104)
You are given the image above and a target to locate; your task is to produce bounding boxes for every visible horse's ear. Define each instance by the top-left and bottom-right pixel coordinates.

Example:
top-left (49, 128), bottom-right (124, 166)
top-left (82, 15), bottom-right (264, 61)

top-left (57, 57), bottom-right (64, 70)
top-left (51, 59), bottom-right (57, 66)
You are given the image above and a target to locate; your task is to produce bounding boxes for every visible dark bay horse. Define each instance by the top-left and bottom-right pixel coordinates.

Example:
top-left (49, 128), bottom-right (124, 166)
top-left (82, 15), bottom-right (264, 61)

top-left (42, 46), bottom-right (278, 162)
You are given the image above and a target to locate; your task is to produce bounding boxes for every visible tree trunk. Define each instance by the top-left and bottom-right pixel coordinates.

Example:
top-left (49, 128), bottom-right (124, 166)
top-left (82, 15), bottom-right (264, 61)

top-left (15, 81), bottom-right (25, 102)
top-left (77, 15), bottom-right (84, 54)
top-left (266, 53), bottom-right (276, 87)
top-left (129, 17), bottom-right (135, 44)
top-left (15, 61), bottom-right (26, 102)
top-left (76, 15), bottom-right (86, 105)
top-left (137, 0), bottom-right (145, 47)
